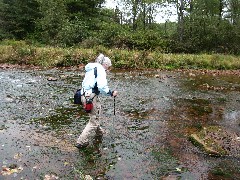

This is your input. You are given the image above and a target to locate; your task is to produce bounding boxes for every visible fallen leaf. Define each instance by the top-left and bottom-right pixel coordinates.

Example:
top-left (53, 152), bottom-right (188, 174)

top-left (64, 162), bottom-right (69, 166)
top-left (14, 153), bottom-right (22, 159)
top-left (176, 168), bottom-right (181, 172)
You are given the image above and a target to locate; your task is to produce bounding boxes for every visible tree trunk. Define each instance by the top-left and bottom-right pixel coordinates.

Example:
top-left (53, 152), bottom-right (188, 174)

top-left (177, 0), bottom-right (184, 41)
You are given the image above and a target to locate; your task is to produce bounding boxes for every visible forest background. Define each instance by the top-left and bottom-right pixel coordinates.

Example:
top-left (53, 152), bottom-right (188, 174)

top-left (0, 0), bottom-right (240, 69)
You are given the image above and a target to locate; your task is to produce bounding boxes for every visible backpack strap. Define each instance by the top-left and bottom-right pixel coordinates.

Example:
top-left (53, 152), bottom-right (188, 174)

top-left (93, 67), bottom-right (100, 95)
top-left (94, 67), bottom-right (97, 78)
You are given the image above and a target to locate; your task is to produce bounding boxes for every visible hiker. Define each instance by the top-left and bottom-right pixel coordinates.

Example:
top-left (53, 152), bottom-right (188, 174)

top-left (75, 54), bottom-right (118, 149)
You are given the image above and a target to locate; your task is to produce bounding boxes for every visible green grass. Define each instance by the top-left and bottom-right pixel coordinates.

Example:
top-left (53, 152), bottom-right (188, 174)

top-left (0, 40), bottom-right (240, 69)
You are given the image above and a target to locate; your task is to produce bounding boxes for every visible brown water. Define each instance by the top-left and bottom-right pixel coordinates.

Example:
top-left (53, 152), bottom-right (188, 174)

top-left (0, 67), bottom-right (239, 179)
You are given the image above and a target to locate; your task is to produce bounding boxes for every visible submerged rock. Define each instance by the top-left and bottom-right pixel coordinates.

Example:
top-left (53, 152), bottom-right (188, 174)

top-left (189, 126), bottom-right (240, 157)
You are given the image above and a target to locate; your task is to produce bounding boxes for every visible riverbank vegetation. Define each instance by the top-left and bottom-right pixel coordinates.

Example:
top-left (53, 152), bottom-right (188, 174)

top-left (0, 40), bottom-right (239, 69)
top-left (0, 0), bottom-right (240, 69)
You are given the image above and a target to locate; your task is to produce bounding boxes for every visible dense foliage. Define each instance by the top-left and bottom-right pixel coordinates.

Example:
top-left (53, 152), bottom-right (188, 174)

top-left (0, 0), bottom-right (239, 54)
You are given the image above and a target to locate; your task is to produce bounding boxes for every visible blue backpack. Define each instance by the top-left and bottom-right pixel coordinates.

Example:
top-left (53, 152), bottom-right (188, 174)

top-left (74, 89), bottom-right (82, 104)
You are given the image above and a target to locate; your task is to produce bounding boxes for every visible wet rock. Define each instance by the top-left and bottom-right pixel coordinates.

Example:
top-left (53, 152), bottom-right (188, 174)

top-left (8, 164), bottom-right (17, 169)
top-left (47, 77), bottom-right (58, 81)
top-left (189, 126), bottom-right (240, 157)
top-left (0, 125), bottom-right (7, 130)
top-left (189, 134), bottom-right (220, 156)
top-left (44, 174), bottom-right (59, 180)
top-left (85, 175), bottom-right (93, 180)
top-left (1, 164), bottom-right (23, 176)
top-left (59, 74), bottom-right (68, 79)
top-left (155, 74), bottom-right (167, 80)
top-left (189, 72), bottom-right (196, 77)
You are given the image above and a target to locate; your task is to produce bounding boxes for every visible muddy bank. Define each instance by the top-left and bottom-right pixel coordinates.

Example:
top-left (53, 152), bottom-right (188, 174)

top-left (0, 66), bottom-right (240, 179)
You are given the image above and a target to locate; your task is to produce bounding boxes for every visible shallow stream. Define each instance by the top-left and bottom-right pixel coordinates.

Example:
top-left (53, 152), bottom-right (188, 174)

top-left (0, 67), bottom-right (240, 179)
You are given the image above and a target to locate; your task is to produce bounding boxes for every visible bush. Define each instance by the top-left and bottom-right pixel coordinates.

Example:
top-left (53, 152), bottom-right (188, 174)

top-left (111, 30), bottom-right (167, 51)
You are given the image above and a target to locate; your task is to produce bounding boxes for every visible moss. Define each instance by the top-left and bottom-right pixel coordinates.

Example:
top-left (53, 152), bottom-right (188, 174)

top-left (211, 167), bottom-right (233, 178)
top-left (189, 126), bottom-right (229, 156)
top-left (189, 134), bottom-right (221, 156)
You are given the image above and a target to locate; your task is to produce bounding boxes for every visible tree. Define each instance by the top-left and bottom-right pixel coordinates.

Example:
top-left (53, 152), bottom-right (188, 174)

top-left (114, 0), bottom-right (163, 30)
top-left (0, 0), bottom-right (41, 39)
top-left (36, 0), bottom-right (106, 46)
top-left (227, 0), bottom-right (240, 25)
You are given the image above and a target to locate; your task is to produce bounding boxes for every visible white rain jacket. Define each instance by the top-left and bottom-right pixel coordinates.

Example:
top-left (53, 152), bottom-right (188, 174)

top-left (81, 63), bottom-right (112, 96)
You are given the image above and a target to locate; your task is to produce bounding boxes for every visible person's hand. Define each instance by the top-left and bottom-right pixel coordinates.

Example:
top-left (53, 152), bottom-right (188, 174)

top-left (112, 90), bottom-right (118, 97)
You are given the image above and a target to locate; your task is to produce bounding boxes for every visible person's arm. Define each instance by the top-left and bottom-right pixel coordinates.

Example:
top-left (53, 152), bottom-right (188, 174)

top-left (96, 66), bottom-right (118, 97)
top-left (97, 72), bottom-right (111, 95)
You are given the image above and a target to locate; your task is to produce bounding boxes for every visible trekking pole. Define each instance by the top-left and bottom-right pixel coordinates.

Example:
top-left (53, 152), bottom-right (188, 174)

top-left (111, 96), bottom-right (116, 139)
top-left (114, 96), bottom-right (116, 115)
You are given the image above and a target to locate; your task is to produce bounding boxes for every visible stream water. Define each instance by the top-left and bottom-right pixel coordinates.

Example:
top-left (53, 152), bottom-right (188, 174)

top-left (0, 67), bottom-right (239, 179)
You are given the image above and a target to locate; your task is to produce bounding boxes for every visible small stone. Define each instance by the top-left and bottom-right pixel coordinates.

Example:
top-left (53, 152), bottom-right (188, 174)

top-left (85, 175), bottom-right (93, 180)
top-left (47, 77), bottom-right (58, 81)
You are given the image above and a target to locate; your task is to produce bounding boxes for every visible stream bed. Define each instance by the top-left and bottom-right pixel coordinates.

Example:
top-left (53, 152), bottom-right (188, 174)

top-left (0, 66), bottom-right (240, 179)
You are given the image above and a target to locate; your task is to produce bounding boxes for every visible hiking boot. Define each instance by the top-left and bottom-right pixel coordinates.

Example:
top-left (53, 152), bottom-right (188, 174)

top-left (96, 126), bottom-right (104, 136)
top-left (75, 142), bottom-right (89, 149)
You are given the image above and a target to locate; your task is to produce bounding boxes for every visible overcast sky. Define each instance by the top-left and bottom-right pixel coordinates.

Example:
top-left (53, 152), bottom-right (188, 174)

top-left (103, 0), bottom-right (177, 23)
